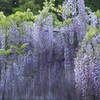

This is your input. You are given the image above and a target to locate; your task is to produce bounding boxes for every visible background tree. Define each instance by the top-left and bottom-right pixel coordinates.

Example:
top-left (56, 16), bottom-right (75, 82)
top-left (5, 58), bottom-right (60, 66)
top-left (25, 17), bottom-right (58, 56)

top-left (0, 0), bottom-right (12, 15)
top-left (0, 0), bottom-right (99, 15)
top-left (85, 0), bottom-right (100, 11)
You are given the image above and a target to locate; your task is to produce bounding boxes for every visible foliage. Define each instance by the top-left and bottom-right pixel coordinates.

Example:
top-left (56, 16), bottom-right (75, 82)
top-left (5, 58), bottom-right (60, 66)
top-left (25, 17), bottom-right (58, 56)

top-left (13, 1), bottom-right (41, 15)
top-left (0, 0), bottom-right (99, 16)
top-left (37, 0), bottom-right (72, 27)
top-left (0, 11), bottom-right (30, 56)
top-left (0, 12), bottom-right (13, 39)
top-left (9, 9), bottom-right (37, 24)
top-left (0, 9), bottom-right (38, 37)
top-left (84, 26), bottom-right (100, 42)
top-left (53, 13), bottom-right (72, 27)
top-left (85, 7), bottom-right (91, 15)
top-left (0, 0), bottom-right (73, 28)
top-left (0, 0), bottom-right (99, 37)
top-left (10, 43), bottom-right (29, 55)
top-left (0, 49), bottom-right (12, 56)
top-left (85, 0), bottom-right (100, 11)
top-left (63, 18), bottom-right (73, 26)
top-left (0, 0), bottom-right (12, 15)
top-left (0, 0), bottom-right (41, 15)
top-left (0, 42), bottom-right (29, 56)
top-left (95, 10), bottom-right (100, 18)
top-left (38, 0), bottom-right (55, 19)
top-left (0, 12), bottom-right (12, 27)
top-left (52, 13), bottom-right (63, 27)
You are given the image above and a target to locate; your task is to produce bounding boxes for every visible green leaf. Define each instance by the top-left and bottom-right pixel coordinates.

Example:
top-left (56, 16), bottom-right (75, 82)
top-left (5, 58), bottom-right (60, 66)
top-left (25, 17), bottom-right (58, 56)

top-left (0, 49), bottom-right (5, 55)
top-left (10, 45), bottom-right (18, 49)
top-left (4, 49), bottom-right (12, 56)
top-left (20, 43), bottom-right (29, 49)
top-left (0, 49), bottom-right (12, 56)
top-left (95, 10), bottom-right (100, 18)
top-left (84, 25), bottom-right (98, 42)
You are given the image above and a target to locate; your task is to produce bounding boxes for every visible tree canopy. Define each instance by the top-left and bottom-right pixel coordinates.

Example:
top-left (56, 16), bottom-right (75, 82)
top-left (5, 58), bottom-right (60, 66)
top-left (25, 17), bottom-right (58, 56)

top-left (0, 0), bottom-right (99, 15)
